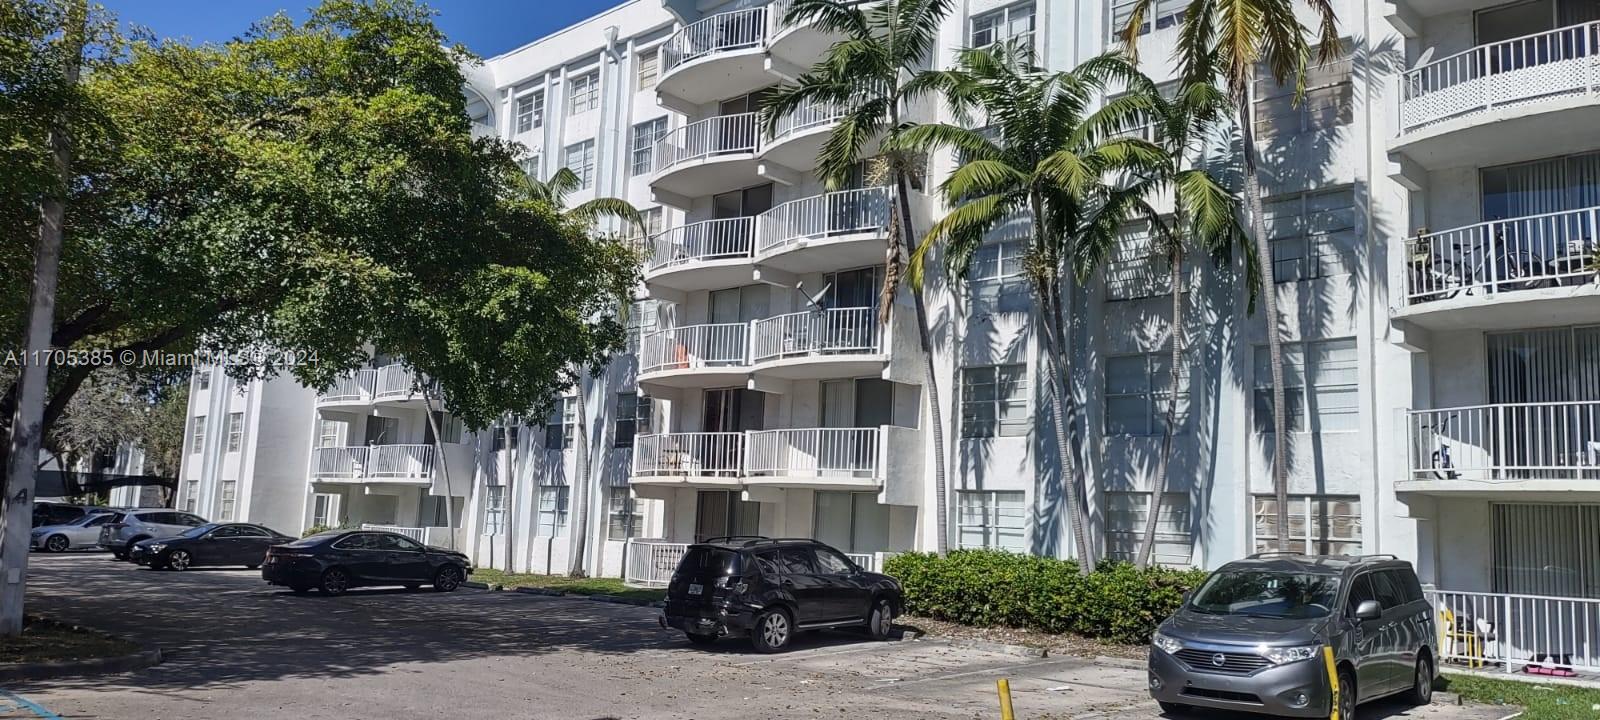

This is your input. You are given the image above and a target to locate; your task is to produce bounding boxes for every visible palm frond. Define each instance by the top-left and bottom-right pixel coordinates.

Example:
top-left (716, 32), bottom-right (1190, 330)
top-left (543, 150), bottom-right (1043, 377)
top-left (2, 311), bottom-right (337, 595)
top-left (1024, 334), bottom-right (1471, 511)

top-left (910, 193), bottom-right (1013, 289)
top-left (569, 197), bottom-right (644, 234)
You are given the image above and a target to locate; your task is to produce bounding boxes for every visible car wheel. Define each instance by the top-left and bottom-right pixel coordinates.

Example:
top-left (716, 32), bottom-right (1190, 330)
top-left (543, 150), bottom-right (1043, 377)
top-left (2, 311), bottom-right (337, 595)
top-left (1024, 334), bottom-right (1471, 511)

top-left (685, 632), bottom-right (717, 646)
top-left (1406, 655), bottom-right (1434, 706)
top-left (167, 550), bottom-right (192, 571)
top-left (112, 550), bottom-right (129, 560)
top-left (1334, 668), bottom-right (1356, 720)
top-left (320, 568), bottom-right (351, 596)
top-left (1156, 701), bottom-right (1192, 716)
top-left (867, 598), bottom-right (894, 641)
top-left (433, 566), bottom-right (463, 593)
top-left (751, 608), bottom-right (792, 653)
top-left (45, 535), bottom-right (69, 553)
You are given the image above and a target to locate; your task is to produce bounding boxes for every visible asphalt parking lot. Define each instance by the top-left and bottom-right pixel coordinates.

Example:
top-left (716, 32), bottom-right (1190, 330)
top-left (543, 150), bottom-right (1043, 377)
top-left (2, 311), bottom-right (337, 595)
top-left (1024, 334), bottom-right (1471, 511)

top-left (6, 554), bottom-right (1511, 719)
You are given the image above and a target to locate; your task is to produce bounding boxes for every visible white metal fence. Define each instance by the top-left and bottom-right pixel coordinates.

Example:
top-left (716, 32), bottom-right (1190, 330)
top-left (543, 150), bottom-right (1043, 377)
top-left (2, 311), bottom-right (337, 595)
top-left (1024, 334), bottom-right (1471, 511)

top-left (1430, 589), bottom-right (1600, 674)
top-left (644, 217), bottom-right (755, 273)
top-left (751, 307), bottom-right (880, 363)
top-left (1401, 21), bottom-right (1600, 132)
top-left (320, 370), bottom-right (376, 404)
top-left (746, 427), bottom-right (880, 478)
top-left (1407, 401), bottom-right (1600, 482)
top-left (770, 96), bottom-right (848, 143)
top-left (654, 113), bottom-right (760, 175)
top-left (361, 524), bottom-right (427, 543)
top-left (1404, 206), bottom-right (1599, 304)
top-left (757, 187), bottom-right (893, 255)
top-left (311, 445), bottom-right (436, 481)
top-left (632, 432), bottom-right (746, 478)
top-left (375, 364), bottom-right (416, 400)
top-left (638, 323), bottom-right (749, 375)
top-left (661, 7), bottom-right (767, 72)
top-left (624, 539), bottom-right (689, 587)
top-left (312, 447), bottom-right (367, 479)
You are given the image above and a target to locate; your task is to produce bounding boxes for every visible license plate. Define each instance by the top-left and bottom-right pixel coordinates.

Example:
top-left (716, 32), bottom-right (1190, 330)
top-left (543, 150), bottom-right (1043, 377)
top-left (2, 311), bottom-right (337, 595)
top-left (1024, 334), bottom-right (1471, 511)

top-left (687, 583), bottom-right (703, 596)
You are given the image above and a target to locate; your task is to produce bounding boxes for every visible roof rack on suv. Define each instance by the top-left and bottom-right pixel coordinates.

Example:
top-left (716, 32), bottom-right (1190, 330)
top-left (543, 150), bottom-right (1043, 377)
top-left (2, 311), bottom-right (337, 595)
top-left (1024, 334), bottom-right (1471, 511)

top-left (1246, 551), bottom-right (1303, 559)
top-left (1344, 553), bottom-right (1399, 561)
top-left (700, 535), bottom-right (770, 544)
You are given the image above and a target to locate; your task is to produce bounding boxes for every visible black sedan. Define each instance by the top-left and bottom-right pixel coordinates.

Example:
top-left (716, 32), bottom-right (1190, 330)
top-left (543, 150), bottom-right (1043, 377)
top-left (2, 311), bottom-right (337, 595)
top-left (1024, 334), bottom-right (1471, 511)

top-left (131, 523), bottom-right (295, 570)
top-left (262, 529), bottom-right (471, 596)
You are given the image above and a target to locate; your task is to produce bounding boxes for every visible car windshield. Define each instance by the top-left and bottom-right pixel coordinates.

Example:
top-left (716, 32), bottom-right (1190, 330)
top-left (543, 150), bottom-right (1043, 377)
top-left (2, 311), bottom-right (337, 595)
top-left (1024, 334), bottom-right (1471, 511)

top-left (677, 547), bottom-right (742, 577)
top-left (1188, 570), bottom-right (1341, 619)
top-left (284, 531), bottom-right (341, 548)
top-left (179, 524), bottom-right (220, 538)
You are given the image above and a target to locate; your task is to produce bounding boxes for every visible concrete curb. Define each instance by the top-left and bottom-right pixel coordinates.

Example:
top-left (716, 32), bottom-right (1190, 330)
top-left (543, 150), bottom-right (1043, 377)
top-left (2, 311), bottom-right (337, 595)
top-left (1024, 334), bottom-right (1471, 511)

top-left (0, 646), bottom-right (162, 683)
top-left (938, 637), bottom-right (1049, 658)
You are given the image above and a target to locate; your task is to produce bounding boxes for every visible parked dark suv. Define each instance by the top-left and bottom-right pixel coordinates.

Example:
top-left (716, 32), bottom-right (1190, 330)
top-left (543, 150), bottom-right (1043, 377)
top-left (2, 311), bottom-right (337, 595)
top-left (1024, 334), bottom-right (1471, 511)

top-left (660, 537), bottom-right (902, 653)
top-left (1148, 553), bottom-right (1437, 719)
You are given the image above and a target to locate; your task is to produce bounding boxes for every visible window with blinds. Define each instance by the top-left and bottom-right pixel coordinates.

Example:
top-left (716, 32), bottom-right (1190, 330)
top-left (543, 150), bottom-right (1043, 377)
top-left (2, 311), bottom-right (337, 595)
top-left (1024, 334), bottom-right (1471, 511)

top-left (1253, 338), bottom-right (1359, 433)
top-left (1105, 352), bottom-right (1189, 435)
top-left (1253, 495), bottom-right (1362, 555)
top-left (1264, 188), bottom-right (1357, 283)
top-left (1253, 46), bottom-right (1353, 140)
top-left (1104, 492), bottom-right (1194, 567)
top-left (957, 490), bottom-right (1026, 552)
top-left (1110, 0), bottom-right (1186, 38)
top-left (1105, 219), bottom-right (1187, 300)
top-left (1493, 503), bottom-right (1600, 597)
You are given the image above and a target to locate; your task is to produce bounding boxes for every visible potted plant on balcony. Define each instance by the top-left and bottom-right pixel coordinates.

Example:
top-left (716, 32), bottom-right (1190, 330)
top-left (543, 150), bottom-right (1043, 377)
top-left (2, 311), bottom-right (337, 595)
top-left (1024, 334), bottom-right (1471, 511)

top-left (1586, 244), bottom-right (1600, 282)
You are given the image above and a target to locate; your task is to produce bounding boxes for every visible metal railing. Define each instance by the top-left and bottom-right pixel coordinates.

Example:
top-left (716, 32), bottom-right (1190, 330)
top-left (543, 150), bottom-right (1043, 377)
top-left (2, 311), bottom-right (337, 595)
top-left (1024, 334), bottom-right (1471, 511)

top-left (632, 432), bottom-right (746, 478)
top-left (624, 539), bottom-right (690, 587)
top-left (644, 217), bottom-right (755, 274)
top-left (757, 187), bottom-right (893, 255)
top-left (1430, 589), bottom-right (1600, 674)
top-left (361, 524), bottom-right (427, 543)
top-left (655, 113), bottom-right (761, 174)
top-left (1407, 401), bottom-right (1600, 482)
top-left (1404, 206), bottom-right (1599, 304)
top-left (638, 323), bottom-right (749, 375)
top-left (661, 7), bottom-right (767, 72)
top-left (770, 96), bottom-right (848, 143)
top-left (375, 364), bottom-right (417, 400)
top-left (312, 447), bottom-right (367, 479)
top-left (311, 445), bottom-right (436, 481)
top-left (751, 307), bottom-right (880, 363)
top-left (1400, 20), bottom-right (1600, 132)
top-left (320, 370), bottom-right (376, 404)
top-left (746, 427), bottom-right (881, 478)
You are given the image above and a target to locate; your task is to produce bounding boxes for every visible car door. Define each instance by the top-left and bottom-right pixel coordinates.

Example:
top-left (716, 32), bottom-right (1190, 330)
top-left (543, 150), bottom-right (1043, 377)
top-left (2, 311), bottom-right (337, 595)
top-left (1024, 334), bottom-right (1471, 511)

top-left (331, 533), bottom-right (383, 581)
top-left (376, 534), bottom-right (433, 583)
top-left (231, 525), bottom-right (279, 567)
top-left (1388, 569), bottom-right (1433, 678)
top-left (198, 525), bottom-right (242, 565)
top-left (811, 545), bottom-right (870, 622)
top-left (71, 513), bottom-right (114, 545)
top-left (776, 547), bottom-right (828, 625)
top-left (1344, 573), bottom-right (1391, 700)
top-left (1371, 570), bottom-right (1414, 693)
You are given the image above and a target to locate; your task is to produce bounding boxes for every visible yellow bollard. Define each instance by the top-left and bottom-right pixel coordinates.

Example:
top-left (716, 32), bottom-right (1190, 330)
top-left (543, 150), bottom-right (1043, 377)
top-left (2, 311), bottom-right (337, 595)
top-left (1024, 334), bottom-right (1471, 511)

top-left (1322, 646), bottom-right (1341, 720)
top-left (997, 678), bottom-right (1015, 720)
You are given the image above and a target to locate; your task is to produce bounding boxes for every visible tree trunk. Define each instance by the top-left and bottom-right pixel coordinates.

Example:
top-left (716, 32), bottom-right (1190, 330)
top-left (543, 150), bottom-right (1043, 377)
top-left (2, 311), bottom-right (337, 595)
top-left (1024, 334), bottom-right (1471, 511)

top-left (892, 174), bottom-right (950, 556)
top-left (422, 385), bottom-right (458, 550)
top-left (568, 378), bottom-right (592, 577)
top-left (1, 0), bottom-right (88, 637)
top-left (1137, 242), bottom-right (1185, 569)
top-left (1237, 89), bottom-right (1291, 552)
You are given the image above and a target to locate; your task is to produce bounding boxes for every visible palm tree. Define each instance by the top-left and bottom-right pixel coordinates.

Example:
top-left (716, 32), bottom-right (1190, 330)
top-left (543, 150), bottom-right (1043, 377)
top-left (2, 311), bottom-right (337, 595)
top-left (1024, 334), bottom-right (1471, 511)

top-left (762, 0), bottom-right (956, 554)
top-left (1074, 68), bottom-right (1246, 569)
top-left (1119, 0), bottom-right (1339, 551)
top-left (896, 44), bottom-right (1170, 573)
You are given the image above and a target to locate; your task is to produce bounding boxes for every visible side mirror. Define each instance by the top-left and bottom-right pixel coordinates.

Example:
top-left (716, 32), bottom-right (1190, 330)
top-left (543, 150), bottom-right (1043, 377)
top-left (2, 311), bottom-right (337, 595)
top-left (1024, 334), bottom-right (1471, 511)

top-left (1354, 600), bottom-right (1382, 621)
top-left (1181, 590), bottom-right (1193, 604)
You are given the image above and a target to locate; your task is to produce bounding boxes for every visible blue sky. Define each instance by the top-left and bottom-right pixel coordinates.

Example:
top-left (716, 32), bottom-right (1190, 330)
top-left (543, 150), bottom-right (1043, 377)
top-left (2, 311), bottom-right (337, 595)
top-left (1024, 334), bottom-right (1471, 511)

top-left (100, 0), bottom-right (625, 58)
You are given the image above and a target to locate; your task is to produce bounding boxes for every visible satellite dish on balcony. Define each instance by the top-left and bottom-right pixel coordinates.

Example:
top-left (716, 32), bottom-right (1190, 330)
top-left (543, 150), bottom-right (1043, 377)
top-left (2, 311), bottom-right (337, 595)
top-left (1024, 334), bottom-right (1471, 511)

top-left (795, 281), bottom-right (831, 313)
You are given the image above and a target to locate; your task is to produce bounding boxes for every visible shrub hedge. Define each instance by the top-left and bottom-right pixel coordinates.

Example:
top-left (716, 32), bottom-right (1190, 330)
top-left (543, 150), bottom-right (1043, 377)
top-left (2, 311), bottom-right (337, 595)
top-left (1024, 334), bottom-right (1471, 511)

top-left (884, 550), bottom-right (1208, 644)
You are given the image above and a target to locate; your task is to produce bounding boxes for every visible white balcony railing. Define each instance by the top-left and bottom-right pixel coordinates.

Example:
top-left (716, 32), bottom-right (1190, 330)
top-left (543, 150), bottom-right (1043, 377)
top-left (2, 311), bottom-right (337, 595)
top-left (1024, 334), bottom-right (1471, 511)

top-left (770, 97), bottom-right (848, 143)
top-left (661, 7), bottom-right (767, 72)
top-left (320, 370), bottom-right (376, 404)
top-left (1404, 206), bottom-right (1599, 304)
top-left (746, 427), bottom-right (880, 478)
top-left (375, 364), bottom-right (417, 400)
top-left (1400, 21), bottom-right (1600, 132)
top-left (1430, 589), bottom-right (1600, 674)
top-left (751, 307), bottom-right (880, 364)
top-left (654, 113), bottom-right (760, 175)
top-left (1407, 401), bottom-right (1600, 482)
top-left (311, 444), bottom-right (436, 481)
top-left (638, 323), bottom-right (749, 375)
top-left (757, 187), bottom-right (894, 255)
top-left (644, 217), bottom-right (755, 274)
top-left (361, 523), bottom-right (427, 543)
top-left (312, 447), bottom-right (367, 479)
top-left (624, 539), bottom-right (689, 587)
top-left (632, 432), bottom-right (745, 478)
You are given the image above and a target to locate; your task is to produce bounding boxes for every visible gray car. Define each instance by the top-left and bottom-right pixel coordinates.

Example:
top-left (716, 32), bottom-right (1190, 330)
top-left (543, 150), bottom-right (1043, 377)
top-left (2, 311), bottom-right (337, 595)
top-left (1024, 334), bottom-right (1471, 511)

top-left (30, 510), bottom-right (117, 552)
top-left (98, 509), bottom-right (209, 560)
top-left (1148, 554), bottom-right (1437, 719)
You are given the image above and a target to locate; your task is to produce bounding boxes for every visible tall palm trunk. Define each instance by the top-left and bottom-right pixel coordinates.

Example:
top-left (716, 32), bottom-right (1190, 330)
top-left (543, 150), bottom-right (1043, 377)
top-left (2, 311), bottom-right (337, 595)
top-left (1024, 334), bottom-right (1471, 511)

top-left (568, 378), bottom-right (592, 577)
top-left (1137, 239), bottom-right (1184, 569)
top-left (1237, 88), bottom-right (1291, 551)
top-left (893, 172), bottom-right (950, 556)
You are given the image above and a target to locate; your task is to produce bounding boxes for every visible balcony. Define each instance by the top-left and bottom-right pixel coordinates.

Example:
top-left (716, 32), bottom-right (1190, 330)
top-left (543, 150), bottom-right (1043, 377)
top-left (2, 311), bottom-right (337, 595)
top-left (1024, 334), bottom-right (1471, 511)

top-left (637, 323), bottom-right (750, 388)
top-left (761, 98), bottom-right (848, 173)
top-left (641, 217), bottom-right (756, 291)
top-left (1397, 206), bottom-right (1600, 330)
top-left (1394, 21), bottom-right (1600, 169)
top-left (652, 113), bottom-right (763, 203)
top-left (1430, 588), bottom-right (1600, 675)
top-left (311, 444), bottom-right (438, 484)
top-left (630, 432), bottom-right (746, 486)
top-left (764, 0), bottom-right (844, 70)
top-left (657, 8), bottom-right (772, 112)
top-left (750, 307), bottom-right (885, 379)
top-left (623, 537), bottom-right (879, 587)
top-left (630, 426), bottom-right (923, 502)
top-left (374, 364), bottom-right (427, 406)
top-left (317, 370), bottom-right (377, 407)
top-left (755, 187), bottom-right (893, 273)
top-left (1401, 401), bottom-right (1600, 493)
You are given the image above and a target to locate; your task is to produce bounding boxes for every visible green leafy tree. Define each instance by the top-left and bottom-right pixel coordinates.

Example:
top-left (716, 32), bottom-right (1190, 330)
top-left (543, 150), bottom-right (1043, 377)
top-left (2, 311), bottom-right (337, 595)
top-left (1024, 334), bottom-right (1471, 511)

top-left (897, 46), bottom-right (1171, 572)
top-left (1120, 0), bottom-right (1340, 550)
top-left (762, 0), bottom-right (955, 553)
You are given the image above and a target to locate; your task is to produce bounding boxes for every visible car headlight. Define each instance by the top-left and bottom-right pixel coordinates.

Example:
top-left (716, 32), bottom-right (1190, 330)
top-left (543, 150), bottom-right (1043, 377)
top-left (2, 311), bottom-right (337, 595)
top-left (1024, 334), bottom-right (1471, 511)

top-left (145, 543), bottom-right (166, 553)
top-left (1152, 632), bottom-right (1183, 654)
top-left (1263, 644), bottom-right (1322, 665)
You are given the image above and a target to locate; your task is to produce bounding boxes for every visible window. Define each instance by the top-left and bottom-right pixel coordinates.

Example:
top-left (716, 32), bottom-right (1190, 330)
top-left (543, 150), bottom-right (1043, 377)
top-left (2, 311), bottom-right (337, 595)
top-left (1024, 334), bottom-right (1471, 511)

top-left (564, 139), bottom-right (596, 190)
top-left (537, 485), bottom-right (570, 536)
top-left (1105, 219), bottom-right (1185, 301)
top-left (778, 548), bottom-right (817, 574)
top-left (967, 240), bottom-right (1028, 312)
top-left (1105, 353), bottom-right (1188, 435)
top-left (1264, 188), bottom-right (1356, 283)
top-left (957, 490), bottom-right (1026, 551)
top-left (815, 548), bottom-right (855, 574)
top-left (189, 416), bottom-right (207, 454)
top-left (544, 396), bottom-right (576, 449)
top-left (630, 117), bottom-right (668, 176)
top-left (514, 91), bottom-right (544, 133)
top-left (626, 299), bottom-right (658, 352)
top-left (196, 372), bottom-right (211, 390)
top-left (225, 412), bottom-right (244, 452)
top-left (642, 207), bottom-right (664, 237)
top-left (961, 364), bottom-right (1029, 437)
top-left (813, 491), bottom-right (891, 554)
top-left (184, 480), bottom-right (198, 513)
top-left (1254, 48), bottom-right (1352, 140)
top-left (568, 71), bottom-right (599, 115)
top-left (607, 487), bottom-right (643, 540)
top-left (636, 48), bottom-right (659, 91)
top-left (1111, 0), bottom-right (1186, 38)
top-left (1253, 338), bottom-right (1359, 433)
top-left (317, 419), bottom-right (341, 448)
top-left (1104, 492), bottom-right (1194, 566)
top-left (483, 485), bottom-right (506, 535)
top-left (1253, 495), bottom-right (1362, 555)
top-left (311, 493), bottom-right (339, 527)
top-left (971, 2), bottom-right (1035, 49)
top-left (613, 392), bottom-right (651, 447)
top-left (519, 153), bottom-right (541, 180)
top-left (218, 480), bottom-right (236, 521)
top-left (1491, 503), bottom-right (1600, 596)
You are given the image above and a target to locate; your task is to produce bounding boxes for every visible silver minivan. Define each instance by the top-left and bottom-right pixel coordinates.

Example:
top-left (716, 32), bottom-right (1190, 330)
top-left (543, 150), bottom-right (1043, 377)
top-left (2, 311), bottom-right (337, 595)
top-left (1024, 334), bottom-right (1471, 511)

top-left (98, 509), bottom-right (209, 559)
top-left (1148, 554), bottom-right (1437, 719)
